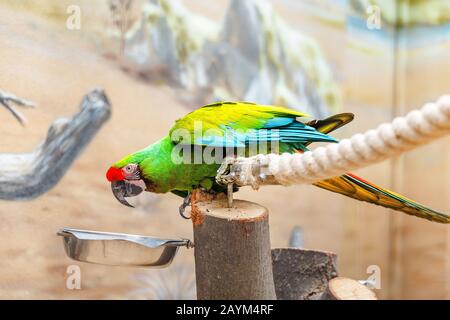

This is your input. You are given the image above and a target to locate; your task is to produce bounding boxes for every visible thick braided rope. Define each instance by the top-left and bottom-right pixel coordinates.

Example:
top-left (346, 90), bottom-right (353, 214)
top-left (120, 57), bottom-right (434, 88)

top-left (217, 95), bottom-right (450, 189)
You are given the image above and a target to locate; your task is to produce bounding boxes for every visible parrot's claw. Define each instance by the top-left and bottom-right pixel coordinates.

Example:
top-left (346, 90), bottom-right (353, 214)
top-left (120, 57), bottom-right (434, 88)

top-left (216, 157), bottom-right (237, 186)
top-left (179, 192), bottom-right (191, 219)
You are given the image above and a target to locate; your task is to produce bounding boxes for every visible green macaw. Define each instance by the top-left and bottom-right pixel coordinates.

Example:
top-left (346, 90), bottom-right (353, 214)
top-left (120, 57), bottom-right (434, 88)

top-left (106, 102), bottom-right (449, 223)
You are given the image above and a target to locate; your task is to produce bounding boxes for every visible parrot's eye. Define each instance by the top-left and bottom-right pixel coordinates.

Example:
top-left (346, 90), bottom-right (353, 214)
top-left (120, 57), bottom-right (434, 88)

top-left (122, 163), bottom-right (140, 180)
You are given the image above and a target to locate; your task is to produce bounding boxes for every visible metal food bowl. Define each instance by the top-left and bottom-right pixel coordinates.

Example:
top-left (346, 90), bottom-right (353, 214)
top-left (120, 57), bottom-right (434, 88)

top-left (57, 228), bottom-right (192, 268)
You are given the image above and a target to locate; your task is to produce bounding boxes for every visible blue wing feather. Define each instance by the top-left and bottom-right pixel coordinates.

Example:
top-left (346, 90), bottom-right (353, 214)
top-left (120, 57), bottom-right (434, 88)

top-left (195, 115), bottom-right (337, 148)
top-left (263, 117), bottom-right (295, 128)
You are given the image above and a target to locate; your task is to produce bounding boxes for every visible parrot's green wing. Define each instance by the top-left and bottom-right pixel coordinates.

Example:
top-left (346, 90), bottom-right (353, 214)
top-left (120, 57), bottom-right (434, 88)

top-left (169, 101), bottom-right (337, 149)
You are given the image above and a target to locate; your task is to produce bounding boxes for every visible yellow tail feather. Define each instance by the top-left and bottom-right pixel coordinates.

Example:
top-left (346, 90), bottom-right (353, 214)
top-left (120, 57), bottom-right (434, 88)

top-left (314, 173), bottom-right (450, 224)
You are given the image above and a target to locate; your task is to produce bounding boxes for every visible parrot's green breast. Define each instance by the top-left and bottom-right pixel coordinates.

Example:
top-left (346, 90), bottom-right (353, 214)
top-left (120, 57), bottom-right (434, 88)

top-left (133, 136), bottom-right (220, 193)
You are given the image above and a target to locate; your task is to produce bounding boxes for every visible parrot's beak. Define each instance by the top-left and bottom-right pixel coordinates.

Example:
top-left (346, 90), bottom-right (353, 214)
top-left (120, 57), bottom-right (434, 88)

top-left (111, 180), bottom-right (145, 208)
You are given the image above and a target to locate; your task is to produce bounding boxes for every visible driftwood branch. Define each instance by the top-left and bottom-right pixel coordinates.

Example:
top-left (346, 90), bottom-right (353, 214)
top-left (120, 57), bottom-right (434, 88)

top-left (192, 199), bottom-right (277, 300)
top-left (272, 248), bottom-right (338, 300)
top-left (0, 90), bottom-right (36, 126)
top-left (0, 89), bottom-right (111, 200)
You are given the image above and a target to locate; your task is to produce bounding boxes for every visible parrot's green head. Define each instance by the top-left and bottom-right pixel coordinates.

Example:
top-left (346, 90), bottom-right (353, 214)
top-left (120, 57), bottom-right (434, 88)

top-left (106, 137), bottom-right (173, 207)
top-left (106, 154), bottom-right (148, 208)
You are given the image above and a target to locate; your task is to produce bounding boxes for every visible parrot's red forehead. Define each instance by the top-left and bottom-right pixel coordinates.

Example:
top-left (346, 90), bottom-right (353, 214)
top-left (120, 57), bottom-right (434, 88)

top-left (106, 166), bottom-right (124, 182)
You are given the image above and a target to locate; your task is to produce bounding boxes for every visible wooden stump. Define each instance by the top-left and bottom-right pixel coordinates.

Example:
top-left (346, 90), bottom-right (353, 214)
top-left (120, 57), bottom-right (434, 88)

top-left (192, 199), bottom-right (276, 300)
top-left (272, 248), bottom-right (338, 300)
top-left (321, 277), bottom-right (377, 300)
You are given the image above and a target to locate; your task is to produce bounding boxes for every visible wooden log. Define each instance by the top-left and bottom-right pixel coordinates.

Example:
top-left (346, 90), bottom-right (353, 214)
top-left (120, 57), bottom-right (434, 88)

top-left (272, 248), bottom-right (338, 300)
top-left (0, 89), bottom-right (111, 200)
top-left (321, 277), bottom-right (377, 300)
top-left (192, 198), bottom-right (277, 300)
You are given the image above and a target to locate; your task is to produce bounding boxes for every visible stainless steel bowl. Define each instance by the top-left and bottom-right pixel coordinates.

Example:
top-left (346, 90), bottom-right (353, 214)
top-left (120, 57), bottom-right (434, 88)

top-left (57, 228), bottom-right (192, 268)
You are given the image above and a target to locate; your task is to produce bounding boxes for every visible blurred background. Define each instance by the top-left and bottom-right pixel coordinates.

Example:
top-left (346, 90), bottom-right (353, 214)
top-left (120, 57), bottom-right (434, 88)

top-left (0, 0), bottom-right (449, 299)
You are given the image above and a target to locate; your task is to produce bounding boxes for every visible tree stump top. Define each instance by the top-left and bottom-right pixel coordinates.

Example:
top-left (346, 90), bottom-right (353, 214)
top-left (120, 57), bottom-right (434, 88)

top-left (193, 199), bottom-right (268, 221)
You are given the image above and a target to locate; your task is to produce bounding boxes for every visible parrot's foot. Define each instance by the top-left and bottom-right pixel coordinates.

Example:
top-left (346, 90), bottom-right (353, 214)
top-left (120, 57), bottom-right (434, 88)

top-left (179, 192), bottom-right (192, 219)
top-left (215, 157), bottom-right (238, 186)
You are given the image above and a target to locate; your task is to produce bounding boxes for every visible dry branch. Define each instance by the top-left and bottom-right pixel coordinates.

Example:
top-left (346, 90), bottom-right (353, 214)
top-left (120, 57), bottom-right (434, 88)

top-left (0, 89), bottom-right (111, 200)
top-left (0, 90), bottom-right (36, 126)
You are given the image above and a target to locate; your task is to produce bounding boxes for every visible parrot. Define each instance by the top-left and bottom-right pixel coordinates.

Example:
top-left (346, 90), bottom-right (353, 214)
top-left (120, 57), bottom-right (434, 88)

top-left (106, 101), bottom-right (450, 224)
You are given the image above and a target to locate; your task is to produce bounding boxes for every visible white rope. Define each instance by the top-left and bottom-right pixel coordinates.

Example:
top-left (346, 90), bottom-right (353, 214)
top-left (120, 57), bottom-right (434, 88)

top-left (216, 95), bottom-right (450, 189)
